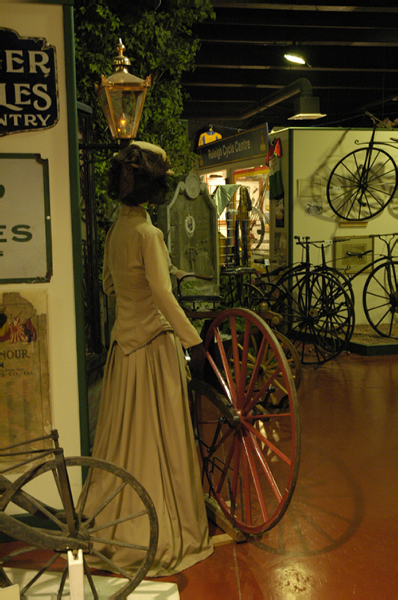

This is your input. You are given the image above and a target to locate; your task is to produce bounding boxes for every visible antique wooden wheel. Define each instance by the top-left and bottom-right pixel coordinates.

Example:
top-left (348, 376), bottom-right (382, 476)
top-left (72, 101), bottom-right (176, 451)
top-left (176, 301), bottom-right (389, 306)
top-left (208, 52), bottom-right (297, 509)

top-left (193, 308), bottom-right (300, 534)
top-left (0, 457), bottom-right (158, 598)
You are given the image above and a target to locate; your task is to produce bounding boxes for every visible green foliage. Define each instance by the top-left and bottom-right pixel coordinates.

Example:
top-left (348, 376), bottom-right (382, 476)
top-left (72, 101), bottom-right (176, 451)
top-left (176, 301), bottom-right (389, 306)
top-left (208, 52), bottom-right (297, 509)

top-left (75, 1), bottom-right (215, 274)
top-left (75, 1), bottom-right (215, 179)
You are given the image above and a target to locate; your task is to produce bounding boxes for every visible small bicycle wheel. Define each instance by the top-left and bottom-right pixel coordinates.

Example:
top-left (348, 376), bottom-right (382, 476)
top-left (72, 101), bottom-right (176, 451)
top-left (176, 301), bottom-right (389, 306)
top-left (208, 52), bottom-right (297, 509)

top-left (327, 147), bottom-right (398, 221)
top-left (229, 328), bottom-right (301, 391)
top-left (271, 269), bottom-right (355, 365)
top-left (0, 457), bottom-right (158, 598)
top-left (195, 308), bottom-right (300, 534)
top-left (363, 259), bottom-right (398, 338)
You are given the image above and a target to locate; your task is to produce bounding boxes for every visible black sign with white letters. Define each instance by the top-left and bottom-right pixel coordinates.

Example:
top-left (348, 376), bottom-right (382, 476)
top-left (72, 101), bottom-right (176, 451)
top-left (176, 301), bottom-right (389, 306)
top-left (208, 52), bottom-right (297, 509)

top-left (0, 28), bottom-right (59, 136)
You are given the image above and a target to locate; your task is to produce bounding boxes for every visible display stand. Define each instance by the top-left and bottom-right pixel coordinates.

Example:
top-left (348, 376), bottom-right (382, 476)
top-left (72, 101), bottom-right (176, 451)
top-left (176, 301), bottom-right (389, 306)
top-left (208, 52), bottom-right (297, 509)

top-left (67, 550), bottom-right (84, 599)
top-left (205, 495), bottom-right (246, 544)
top-left (4, 568), bottom-right (180, 599)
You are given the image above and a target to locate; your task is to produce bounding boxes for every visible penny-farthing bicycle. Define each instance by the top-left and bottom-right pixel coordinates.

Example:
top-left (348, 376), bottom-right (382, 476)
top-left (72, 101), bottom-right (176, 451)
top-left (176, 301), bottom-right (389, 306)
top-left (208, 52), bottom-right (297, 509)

top-left (326, 112), bottom-right (398, 221)
top-left (183, 297), bottom-right (301, 535)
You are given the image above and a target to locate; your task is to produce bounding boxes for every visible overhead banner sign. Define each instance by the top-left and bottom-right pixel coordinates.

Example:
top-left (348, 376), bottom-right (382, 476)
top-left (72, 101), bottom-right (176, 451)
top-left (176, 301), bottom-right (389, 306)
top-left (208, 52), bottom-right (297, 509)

top-left (0, 28), bottom-right (59, 136)
top-left (197, 124), bottom-right (269, 169)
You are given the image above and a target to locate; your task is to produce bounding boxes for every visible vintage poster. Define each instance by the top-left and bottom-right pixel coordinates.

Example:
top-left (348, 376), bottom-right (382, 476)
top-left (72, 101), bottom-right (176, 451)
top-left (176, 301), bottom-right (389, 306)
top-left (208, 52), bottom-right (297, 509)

top-left (0, 290), bottom-right (51, 471)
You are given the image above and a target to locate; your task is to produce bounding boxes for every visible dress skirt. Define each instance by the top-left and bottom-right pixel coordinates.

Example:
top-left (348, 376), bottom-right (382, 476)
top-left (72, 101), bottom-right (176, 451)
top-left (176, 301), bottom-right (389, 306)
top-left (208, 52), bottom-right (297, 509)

top-left (84, 331), bottom-right (213, 577)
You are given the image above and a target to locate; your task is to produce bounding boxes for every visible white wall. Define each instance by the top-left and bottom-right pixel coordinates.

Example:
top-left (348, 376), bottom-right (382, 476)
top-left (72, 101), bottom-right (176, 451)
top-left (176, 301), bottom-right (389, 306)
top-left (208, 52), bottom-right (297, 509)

top-left (1, 2), bottom-right (82, 503)
top-left (280, 126), bottom-right (398, 324)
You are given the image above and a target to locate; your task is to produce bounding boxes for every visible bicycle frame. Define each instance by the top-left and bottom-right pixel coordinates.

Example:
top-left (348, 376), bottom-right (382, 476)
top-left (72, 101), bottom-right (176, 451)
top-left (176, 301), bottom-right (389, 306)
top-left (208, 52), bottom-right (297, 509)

top-left (331, 233), bottom-right (398, 286)
top-left (0, 431), bottom-right (79, 547)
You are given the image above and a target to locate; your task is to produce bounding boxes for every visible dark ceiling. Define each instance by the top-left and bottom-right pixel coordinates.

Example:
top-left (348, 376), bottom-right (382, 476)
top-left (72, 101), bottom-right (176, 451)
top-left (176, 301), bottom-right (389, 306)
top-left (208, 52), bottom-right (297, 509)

top-left (181, 1), bottom-right (398, 140)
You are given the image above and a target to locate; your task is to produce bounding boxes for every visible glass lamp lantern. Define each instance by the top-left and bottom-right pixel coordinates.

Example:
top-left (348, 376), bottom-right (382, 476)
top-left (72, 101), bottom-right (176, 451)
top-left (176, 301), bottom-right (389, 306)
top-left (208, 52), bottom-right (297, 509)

top-left (96, 40), bottom-right (151, 141)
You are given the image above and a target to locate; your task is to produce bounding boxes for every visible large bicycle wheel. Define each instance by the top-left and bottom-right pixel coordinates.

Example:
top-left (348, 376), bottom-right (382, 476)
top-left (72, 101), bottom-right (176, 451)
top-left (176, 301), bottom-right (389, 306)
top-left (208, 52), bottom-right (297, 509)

top-left (271, 269), bottom-right (355, 365)
top-left (250, 206), bottom-right (268, 250)
top-left (327, 147), bottom-right (398, 221)
top-left (194, 308), bottom-right (300, 534)
top-left (0, 457), bottom-right (158, 598)
top-left (363, 260), bottom-right (398, 338)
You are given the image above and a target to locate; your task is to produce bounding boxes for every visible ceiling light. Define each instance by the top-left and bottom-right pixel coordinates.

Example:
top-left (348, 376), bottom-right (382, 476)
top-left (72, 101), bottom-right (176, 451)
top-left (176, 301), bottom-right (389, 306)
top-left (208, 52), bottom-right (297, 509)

top-left (284, 53), bottom-right (306, 65)
top-left (288, 96), bottom-right (326, 120)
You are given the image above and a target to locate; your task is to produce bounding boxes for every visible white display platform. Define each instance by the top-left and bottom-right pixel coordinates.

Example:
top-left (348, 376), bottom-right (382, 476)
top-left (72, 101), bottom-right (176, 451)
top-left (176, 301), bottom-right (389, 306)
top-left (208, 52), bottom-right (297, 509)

top-left (3, 569), bottom-right (180, 599)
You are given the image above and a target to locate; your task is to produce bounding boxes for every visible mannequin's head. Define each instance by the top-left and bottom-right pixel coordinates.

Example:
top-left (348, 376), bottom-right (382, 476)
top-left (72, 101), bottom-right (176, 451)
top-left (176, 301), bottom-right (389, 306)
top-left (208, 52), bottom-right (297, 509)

top-left (107, 141), bottom-right (173, 206)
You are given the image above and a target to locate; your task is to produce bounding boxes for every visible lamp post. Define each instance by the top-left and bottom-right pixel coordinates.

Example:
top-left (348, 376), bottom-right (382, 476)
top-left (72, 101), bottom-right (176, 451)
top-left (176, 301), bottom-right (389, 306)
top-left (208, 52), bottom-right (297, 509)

top-left (96, 39), bottom-right (151, 145)
top-left (78, 41), bottom-right (151, 360)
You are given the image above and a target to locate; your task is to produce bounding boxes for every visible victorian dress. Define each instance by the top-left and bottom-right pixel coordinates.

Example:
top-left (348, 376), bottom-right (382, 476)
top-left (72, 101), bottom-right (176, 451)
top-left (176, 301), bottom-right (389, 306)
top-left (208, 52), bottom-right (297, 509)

top-left (85, 204), bottom-right (213, 577)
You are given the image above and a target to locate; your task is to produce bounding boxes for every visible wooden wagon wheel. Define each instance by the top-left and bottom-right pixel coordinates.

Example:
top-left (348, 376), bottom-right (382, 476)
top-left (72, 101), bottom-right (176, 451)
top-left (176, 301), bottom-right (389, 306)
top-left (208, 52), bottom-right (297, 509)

top-left (0, 457), bottom-right (158, 598)
top-left (194, 308), bottom-right (300, 535)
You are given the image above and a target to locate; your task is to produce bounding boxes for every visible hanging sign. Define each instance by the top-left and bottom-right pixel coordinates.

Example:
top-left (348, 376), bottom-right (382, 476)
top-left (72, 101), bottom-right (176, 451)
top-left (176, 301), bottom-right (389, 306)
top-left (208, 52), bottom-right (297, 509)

top-left (197, 124), bottom-right (269, 169)
top-left (0, 28), bottom-right (59, 136)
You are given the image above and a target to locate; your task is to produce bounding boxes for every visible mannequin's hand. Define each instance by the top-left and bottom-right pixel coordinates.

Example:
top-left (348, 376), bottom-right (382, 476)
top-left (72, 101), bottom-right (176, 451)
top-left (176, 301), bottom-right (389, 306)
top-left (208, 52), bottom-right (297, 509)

top-left (188, 343), bottom-right (206, 376)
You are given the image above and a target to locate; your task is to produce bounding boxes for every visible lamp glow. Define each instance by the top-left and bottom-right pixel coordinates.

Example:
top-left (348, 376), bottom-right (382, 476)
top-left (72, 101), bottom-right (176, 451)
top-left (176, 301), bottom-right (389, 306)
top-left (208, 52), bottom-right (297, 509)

top-left (96, 40), bottom-right (151, 141)
top-left (284, 53), bottom-right (306, 65)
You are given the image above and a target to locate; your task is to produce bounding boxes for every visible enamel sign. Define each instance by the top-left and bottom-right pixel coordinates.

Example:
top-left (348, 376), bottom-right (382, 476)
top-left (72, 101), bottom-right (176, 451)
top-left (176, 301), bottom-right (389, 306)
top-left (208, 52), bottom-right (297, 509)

top-left (0, 28), bottom-right (59, 136)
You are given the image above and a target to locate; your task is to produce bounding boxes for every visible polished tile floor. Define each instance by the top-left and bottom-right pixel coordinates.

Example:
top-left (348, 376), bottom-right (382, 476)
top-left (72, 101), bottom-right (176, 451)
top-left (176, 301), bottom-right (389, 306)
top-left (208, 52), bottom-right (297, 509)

top-left (2, 351), bottom-right (398, 599)
top-left (154, 351), bottom-right (398, 599)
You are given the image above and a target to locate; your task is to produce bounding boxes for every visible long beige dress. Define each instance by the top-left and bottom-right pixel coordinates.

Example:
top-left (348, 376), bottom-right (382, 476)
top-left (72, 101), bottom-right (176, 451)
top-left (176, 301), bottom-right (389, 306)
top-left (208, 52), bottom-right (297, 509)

top-left (86, 205), bottom-right (213, 576)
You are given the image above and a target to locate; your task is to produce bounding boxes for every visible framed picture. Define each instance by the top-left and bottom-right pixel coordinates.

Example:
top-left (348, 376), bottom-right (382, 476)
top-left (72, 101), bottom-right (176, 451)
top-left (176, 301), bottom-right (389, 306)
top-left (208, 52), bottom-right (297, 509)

top-left (333, 235), bottom-right (374, 274)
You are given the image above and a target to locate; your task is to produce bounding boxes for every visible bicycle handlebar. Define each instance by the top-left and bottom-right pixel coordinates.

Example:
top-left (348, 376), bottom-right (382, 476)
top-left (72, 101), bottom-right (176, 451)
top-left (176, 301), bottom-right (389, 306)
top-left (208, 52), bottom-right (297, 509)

top-left (294, 234), bottom-right (398, 247)
top-left (294, 236), bottom-right (333, 248)
top-left (178, 273), bottom-right (213, 283)
top-left (345, 250), bottom-right (373, 258)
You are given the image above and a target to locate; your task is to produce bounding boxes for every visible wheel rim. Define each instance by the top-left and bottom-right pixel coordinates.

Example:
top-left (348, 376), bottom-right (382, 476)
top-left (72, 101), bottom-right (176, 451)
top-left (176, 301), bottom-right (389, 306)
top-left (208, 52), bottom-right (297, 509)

top-left (272, 331), bottom-right (302, 389)
top-left (327, 147), bottom-right (397, 221)
top-left (363, 260), bottom-right (398, 338)
top-left (0, 457), bottom-right (158, 598)
top-left (196, 308), bottom-right (300, 534)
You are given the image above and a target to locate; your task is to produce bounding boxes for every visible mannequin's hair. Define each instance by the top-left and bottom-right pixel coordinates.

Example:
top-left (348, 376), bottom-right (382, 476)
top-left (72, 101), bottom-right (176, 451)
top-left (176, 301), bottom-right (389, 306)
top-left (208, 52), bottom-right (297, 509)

top-left (107, 144), bottom-right (172, 206)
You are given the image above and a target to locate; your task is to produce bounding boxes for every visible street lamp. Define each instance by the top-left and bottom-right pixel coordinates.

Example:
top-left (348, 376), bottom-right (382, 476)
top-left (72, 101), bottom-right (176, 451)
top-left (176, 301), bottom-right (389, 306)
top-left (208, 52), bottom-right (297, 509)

top-left (96, 39), bottom-right (151, 142)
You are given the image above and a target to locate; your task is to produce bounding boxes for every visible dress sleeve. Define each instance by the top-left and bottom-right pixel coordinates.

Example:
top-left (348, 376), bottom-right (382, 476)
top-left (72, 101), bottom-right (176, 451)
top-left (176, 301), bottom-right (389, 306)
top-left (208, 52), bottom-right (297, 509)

top-left (141, 226), bottom-right (202, 349)
top-left (102, 224), bottom-right (116, 296)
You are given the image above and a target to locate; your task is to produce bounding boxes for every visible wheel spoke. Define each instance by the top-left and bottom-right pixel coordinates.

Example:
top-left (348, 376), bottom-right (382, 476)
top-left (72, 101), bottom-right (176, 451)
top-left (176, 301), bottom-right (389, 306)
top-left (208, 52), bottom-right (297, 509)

top-left (20, 552), bottom-right (61, 596)
top-left (83, 480), bottom-right (128, 527)
top-left (214, 325), bottom-right (237, 404)
top-left (244, 418), bottom-right (292, 466)
top-left (83, 557), bottom-right (100, 599)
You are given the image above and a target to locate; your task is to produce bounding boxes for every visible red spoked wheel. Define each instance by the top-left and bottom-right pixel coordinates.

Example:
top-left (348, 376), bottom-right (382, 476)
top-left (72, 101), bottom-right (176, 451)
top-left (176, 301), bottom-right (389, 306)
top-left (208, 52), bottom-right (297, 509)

top-left (194, 308), bottom-right (300, 535)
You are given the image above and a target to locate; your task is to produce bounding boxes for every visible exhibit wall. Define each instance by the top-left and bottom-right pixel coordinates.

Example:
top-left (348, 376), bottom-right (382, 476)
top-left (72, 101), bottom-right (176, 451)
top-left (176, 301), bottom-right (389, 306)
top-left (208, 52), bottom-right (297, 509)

top-left (0, 0), bottom-right (86, 500)
top-left (278, 126), bottom-right (398, 324)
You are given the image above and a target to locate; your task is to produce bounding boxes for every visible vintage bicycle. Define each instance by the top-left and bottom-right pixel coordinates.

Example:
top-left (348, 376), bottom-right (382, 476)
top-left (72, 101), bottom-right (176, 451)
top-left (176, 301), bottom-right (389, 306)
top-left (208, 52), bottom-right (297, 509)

top-left (284, 234), bottom-right (398, 340)
top-left (254, 238), bottom-right (355, 366)
top-left (177, 274), bottom-right (301, 536)
top-left (326, 112), bottom-right (398, 221)
top-left (0, 430), bottom-right (158, 598)
top-left (330, 233), bottom-right (398, 338)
